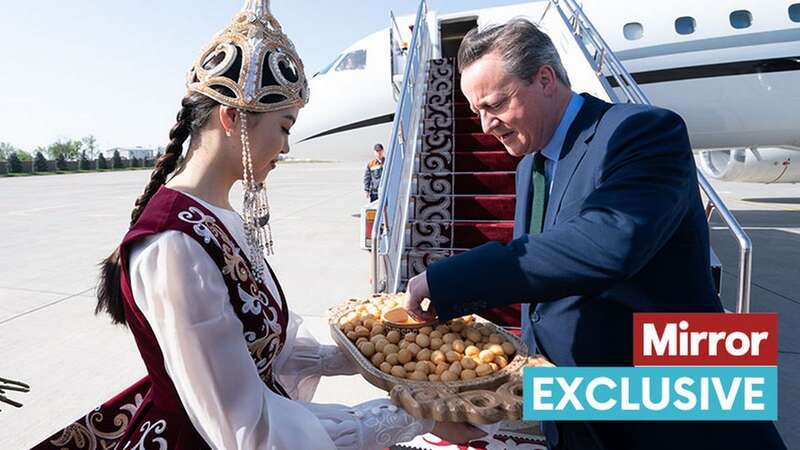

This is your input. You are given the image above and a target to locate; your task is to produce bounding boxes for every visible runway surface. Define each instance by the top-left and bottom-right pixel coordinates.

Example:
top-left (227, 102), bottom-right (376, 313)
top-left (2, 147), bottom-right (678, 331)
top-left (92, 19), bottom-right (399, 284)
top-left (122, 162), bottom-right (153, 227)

top-left (0, 166), bottom-right (796, 448)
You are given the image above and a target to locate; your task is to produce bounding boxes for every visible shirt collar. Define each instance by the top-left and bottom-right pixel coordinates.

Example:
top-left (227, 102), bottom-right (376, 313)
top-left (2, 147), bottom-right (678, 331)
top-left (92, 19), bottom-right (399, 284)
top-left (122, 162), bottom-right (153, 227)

top-left (539, 92), bottom-right (584, 163)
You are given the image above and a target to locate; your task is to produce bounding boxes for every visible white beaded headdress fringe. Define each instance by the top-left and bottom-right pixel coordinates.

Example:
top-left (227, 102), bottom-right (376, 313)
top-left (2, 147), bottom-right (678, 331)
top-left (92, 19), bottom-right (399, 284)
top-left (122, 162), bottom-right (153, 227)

top-left (185, 0), bottom-right (308, 280)
top-left (240, 111), bottom-right (274, 281)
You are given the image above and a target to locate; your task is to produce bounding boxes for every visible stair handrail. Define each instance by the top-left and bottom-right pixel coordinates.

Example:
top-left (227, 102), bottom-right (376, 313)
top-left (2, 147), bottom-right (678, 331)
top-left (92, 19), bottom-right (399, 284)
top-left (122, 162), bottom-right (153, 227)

top-left (372, 0), bottom-right (432, 293)
top-left (389, 11), bottom-right (407, 99)
top-left (546, 0), bottom-right (752, 313)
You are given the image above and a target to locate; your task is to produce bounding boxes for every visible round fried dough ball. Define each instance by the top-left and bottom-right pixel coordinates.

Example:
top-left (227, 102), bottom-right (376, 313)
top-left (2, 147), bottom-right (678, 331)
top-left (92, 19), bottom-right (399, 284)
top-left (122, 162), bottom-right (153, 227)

top-left (476, 363), bottom-right (493, 377)
top-left (370, 352), bottom-right (385, 366)
top-left (397, 349), bottom-right (413, 364)
top-left (461, 357), bottom-right (477, 370)
top-left (488, 344), bottom-right (505, 356)
top-left (430, 350), bottom-right (446, 365)
top-left (358, 342), bottom-right (375, 358)
top-left (465, 329), bottom-right (482, 344)
top-left (479, 350), bottom-right (495, 364)
top-left (386, 330), bottom-right (401, 344)
top-left (409, 370), bottom-right (428, 381)
top-left (416, 348), bottom-right (432, 362)
top-left (440, 371), bottom-right (459, 382)
top-left (460, 369), bottom-right (477, 381)
top-left (355, 326), bottom-right (370, 338)
top-left (383, 343), bottom-right (399, 355)
top-left (445, 351), bottom-right (461, 363)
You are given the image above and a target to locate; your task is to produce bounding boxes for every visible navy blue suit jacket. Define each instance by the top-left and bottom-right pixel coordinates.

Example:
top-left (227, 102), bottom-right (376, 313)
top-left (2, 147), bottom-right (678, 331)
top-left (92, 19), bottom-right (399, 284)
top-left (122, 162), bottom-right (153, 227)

top-left (426, 94), bottom-right (785, 449)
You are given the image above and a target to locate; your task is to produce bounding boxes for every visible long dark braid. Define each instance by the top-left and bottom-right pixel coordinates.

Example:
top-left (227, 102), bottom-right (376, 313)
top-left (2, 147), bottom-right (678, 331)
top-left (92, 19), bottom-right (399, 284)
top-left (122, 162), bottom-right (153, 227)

top-left (96, 93), bottom-right (218, 325)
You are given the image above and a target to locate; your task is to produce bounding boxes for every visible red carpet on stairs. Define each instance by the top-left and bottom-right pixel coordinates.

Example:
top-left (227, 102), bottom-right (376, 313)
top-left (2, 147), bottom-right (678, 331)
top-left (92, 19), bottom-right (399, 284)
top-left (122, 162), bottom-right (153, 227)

top-left (453, 172), bottom-right (516, 195)
top-left (452, 222), bottom-right (514, 247)
top-left (452, 196), bottom-right (515, 220)
top-left (450, 71), bottom-right (522, 328)
top-left (454, 151), bottom-right (519, 172)
top-left (456, 132), bottom-right (507, 149)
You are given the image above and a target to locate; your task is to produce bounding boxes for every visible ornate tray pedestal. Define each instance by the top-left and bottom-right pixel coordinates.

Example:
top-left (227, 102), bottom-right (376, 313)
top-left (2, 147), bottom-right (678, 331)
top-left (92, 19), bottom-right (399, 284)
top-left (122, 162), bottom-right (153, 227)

top-left (390, 355), bottom-right (553, 424)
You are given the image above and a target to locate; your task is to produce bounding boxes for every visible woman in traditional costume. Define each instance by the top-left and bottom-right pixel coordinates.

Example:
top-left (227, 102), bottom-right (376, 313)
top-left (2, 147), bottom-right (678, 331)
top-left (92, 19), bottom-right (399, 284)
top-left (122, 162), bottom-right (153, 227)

top-left (31, 2), bottom-right (484, 449)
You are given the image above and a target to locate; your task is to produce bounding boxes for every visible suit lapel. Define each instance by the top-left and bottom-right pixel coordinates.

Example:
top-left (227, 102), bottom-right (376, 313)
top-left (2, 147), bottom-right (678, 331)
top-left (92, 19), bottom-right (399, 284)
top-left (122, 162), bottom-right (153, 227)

top-left (514, 154), bottom-right (533, 239)
top-left (544, 94), bottom-right (612, 228)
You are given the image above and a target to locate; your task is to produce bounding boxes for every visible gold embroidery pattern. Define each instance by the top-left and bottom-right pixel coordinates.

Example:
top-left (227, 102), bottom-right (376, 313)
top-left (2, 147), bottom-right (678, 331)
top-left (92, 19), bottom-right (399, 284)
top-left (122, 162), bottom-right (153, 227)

top-left (177, 207), bottom-right (286, 387)
top-left (47, 393), bottom-right (144, 449)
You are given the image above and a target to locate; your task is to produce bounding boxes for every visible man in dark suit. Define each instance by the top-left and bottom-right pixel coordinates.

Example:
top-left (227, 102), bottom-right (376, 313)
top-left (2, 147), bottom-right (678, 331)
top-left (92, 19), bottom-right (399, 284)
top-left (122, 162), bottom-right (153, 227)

top-left (404, 19), bottom-right (785, 450)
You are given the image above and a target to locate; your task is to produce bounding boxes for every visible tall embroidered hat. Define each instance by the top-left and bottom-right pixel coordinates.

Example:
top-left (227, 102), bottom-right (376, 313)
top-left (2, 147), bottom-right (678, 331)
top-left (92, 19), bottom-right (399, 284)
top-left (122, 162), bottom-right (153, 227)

top-left (186, 0), bottom-right (309, 113)
top-left (185, 0), bottom-right (308, 278)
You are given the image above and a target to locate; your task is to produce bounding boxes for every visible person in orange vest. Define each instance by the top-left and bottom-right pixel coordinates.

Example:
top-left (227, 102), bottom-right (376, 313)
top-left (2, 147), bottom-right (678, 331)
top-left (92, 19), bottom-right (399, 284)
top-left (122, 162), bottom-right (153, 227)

top-left (363, 143), bottom-right (385, 202)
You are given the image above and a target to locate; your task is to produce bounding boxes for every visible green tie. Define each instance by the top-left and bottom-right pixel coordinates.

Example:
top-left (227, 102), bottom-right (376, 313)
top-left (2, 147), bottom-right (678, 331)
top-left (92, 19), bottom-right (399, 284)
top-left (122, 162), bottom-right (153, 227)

top-left (528, 153), bottom-right (547, 235)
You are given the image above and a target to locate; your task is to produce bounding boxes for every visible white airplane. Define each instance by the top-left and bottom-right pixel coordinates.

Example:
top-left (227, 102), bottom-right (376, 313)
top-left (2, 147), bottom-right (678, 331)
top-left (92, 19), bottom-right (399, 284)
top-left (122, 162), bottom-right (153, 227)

top-left (289, 0), bottom-right (800, 183)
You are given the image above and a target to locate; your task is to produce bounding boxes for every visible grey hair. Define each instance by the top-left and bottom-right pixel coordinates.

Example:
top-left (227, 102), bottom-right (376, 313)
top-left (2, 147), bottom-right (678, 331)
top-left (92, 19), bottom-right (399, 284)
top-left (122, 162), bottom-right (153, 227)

top-left (457, 18), bottom-right (571, 87)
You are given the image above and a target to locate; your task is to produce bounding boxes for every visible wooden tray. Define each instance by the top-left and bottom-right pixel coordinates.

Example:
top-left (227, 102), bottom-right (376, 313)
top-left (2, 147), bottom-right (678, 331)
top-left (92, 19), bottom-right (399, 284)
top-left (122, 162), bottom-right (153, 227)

top-left (328, 297), bottom-right (554, 423)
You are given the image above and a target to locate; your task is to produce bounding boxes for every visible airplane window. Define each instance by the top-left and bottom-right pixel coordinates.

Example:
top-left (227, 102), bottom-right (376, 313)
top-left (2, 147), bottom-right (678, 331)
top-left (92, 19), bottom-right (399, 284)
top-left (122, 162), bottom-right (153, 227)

top-left (675, 16), bottom-right (696, 35)
top-left (730, 10), bottom-right (753, 29)
top-left (790, 4), bottom-right (800, 22)
top-left (335, 49), bottom-right (367, 72)
top-left (623, 22), bottom-right (644, 40)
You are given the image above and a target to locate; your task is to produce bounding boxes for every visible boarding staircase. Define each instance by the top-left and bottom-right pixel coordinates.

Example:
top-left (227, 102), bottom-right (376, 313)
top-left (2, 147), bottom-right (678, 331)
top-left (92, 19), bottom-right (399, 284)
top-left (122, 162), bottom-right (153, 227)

top-left (371, 0), bottom-right (753, 320)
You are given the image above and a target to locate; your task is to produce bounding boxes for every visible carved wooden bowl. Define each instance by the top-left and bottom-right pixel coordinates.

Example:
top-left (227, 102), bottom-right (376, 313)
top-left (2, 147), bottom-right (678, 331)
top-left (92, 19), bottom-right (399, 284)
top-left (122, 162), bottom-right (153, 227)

top-left (328, 297), bottom-right (553, 423)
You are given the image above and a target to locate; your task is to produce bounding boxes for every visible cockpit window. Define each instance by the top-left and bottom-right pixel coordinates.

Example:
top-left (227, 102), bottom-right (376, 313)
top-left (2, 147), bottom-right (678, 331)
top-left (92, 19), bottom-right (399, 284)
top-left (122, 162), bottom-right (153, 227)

top-left (335, 49), bottom-right (367, 71)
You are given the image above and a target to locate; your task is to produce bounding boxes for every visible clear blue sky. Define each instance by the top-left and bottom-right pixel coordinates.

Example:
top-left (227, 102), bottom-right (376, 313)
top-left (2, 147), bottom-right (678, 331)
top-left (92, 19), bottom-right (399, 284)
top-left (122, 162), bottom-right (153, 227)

top-left (0, 0), bottom-right (526, 153)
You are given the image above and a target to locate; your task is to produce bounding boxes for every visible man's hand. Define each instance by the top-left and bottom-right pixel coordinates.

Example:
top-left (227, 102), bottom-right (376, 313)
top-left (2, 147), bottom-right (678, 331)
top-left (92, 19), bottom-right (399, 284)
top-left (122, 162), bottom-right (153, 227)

top-left (404, 271), bottom-right (436, 322)
top-left (430, 421), bottom-right (487, 444)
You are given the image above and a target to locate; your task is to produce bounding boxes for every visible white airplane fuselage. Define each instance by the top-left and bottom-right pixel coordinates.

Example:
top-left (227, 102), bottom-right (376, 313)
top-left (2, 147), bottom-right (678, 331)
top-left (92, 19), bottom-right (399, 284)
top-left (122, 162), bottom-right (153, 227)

top-left (290, 0), bottom-right (800, 182)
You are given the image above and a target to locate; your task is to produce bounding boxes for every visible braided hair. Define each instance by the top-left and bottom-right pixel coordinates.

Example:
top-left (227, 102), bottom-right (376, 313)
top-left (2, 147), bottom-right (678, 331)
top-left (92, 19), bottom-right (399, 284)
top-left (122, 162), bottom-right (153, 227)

top-left (96, 93), bottom-right (219, 325)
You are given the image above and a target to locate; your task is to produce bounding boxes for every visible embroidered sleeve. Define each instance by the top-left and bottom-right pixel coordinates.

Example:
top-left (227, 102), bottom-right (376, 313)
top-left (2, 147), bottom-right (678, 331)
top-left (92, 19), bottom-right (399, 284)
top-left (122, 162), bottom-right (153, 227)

top-left (128, 231), bottom-right (431, 450)
top-left (302, 399), bottom-right (434, 450)
top-left (272, 311), bottom-right (359, 401)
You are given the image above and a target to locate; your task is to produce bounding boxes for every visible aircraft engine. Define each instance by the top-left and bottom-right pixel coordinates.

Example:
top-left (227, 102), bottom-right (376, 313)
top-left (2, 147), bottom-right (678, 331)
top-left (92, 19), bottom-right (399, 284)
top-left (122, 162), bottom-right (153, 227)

top-left (697, 147), bottom-right (799, 183)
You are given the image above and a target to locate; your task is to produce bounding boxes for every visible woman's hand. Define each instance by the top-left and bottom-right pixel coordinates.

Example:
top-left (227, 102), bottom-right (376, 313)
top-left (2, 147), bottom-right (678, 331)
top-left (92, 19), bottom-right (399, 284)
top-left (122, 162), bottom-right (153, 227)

top-left (430, 421), bottom-right (487, 444)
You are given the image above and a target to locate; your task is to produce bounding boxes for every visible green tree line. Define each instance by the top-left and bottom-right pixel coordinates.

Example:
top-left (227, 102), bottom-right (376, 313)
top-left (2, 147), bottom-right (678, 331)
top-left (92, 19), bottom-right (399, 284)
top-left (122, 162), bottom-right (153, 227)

top-left (0, 135), bottom-right (100, 161)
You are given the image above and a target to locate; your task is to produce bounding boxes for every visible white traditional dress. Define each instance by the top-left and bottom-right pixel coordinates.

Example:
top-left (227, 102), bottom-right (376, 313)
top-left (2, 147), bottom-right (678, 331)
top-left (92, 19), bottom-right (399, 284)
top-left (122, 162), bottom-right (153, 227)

top-left (33, 186), bottom-right (432, 450)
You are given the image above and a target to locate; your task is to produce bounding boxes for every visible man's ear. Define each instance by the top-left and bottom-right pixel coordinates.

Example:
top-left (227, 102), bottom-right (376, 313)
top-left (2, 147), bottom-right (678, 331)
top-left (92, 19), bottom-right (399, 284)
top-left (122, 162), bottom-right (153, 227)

top-left (218, 105), bottom-right (238, 136)
top-left (537, 65), bottom-right (558, 95)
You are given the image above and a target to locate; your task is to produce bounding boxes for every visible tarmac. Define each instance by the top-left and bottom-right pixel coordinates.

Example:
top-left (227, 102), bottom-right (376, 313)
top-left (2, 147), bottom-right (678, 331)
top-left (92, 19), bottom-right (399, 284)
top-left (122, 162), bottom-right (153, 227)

top-left (0, 164), bottom-right (797, 448)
